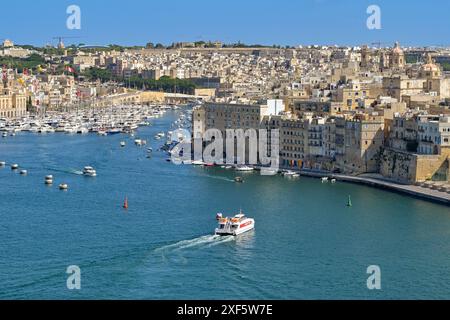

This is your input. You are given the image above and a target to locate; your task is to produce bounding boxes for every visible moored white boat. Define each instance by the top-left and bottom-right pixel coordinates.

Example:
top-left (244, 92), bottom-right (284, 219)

top-left (45, 175), bottom-right (54, 184)
top-left (59, 183), bottom-right (69, 190)
top-left (236, 165), bottom-right (254, 172)
top-left (260, 168), bottom-right (279, 176)
top-left (282, 170), bottom-right (300, 178)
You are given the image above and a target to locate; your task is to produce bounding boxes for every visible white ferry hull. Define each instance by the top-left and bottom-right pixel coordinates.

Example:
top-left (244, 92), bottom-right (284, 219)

top-left (215, 219), bottom-right (255, 236)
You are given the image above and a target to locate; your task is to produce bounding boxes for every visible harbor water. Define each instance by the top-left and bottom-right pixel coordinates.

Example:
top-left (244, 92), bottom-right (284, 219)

top-left (0, 110), bottom-right (449, 299)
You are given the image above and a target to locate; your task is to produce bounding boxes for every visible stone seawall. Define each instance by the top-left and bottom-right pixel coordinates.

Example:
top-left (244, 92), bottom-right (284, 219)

top-left (298, 170), bottom-right (450, 206)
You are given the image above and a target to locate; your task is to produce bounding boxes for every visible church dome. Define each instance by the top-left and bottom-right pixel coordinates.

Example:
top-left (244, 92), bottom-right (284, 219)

top-left (392, 42), bottom-right (403, 55)
top-left (421, 53), bottom-right (439, 72)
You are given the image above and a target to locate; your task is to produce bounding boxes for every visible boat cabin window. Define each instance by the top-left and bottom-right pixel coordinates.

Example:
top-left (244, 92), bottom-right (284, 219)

top-left (219, 225), bottom-right (225, 229)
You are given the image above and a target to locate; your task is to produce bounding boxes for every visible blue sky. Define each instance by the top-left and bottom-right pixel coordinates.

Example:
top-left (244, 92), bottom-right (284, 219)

top-left (1, 0), bottom-right (449, 47)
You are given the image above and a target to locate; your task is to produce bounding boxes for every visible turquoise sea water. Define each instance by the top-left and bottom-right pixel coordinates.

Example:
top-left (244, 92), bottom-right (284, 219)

top-left (0, 110), bottom-right (449, 300)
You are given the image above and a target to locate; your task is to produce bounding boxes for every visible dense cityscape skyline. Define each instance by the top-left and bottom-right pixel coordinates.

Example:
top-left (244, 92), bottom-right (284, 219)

top-left (1, 0), bottom-right (450, 47)
top-left (1, 0), bottom-right (450, 304)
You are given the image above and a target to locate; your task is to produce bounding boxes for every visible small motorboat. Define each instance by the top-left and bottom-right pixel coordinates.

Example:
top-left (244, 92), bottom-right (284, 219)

top-left (11, 164), bottom-right (19, 170)
top-left (20, 170), bottom-right (27, 175)
top-left (120, 141), bottom-right (126, 147)
top-left (0, 161), bottom-right (5, 167)
top-left (83, 166), bottom-right (97, 177)
top-left (59, 183), bottom-right (69, 190)
top-left (215, 211), bottom-right (255, 236)
top-left (45, 175), bottom-right (53, 184)
top-left (321, 177), bottom-right (329, 183)
top-left (234, 177), bottom-right (244, 183)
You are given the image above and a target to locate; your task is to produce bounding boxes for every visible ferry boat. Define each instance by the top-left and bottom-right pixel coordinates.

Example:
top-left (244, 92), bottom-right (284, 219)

top-left (215, 211), bottom-right (255, 236)
top-left (83, 166), bottom-right (97, 177)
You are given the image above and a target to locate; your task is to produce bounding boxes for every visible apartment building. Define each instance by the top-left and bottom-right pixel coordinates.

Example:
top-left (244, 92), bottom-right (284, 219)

top-left (0, 89), bottom-right (27, 119)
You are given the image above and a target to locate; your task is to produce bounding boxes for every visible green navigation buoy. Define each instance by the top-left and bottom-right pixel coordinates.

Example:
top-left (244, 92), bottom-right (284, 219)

top-left (347, 195), bottom-right (352, 207)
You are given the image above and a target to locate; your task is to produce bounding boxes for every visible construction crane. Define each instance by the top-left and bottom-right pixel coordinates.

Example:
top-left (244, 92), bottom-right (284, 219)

top-left (52, 36), bottom-right (81, 49)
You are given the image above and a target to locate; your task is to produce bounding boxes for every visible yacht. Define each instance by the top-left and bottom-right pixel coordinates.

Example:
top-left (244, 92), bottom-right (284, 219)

top-left (76, 127), bottom-right (89, 134)
top-left (215, 211), bottom-right (255, 236)
top-left (55, 124), bottom-right (67, 133)
top-left (83, 166), bottom-right (97, 177)
top-left (64, 126), bottom-right (76, 134)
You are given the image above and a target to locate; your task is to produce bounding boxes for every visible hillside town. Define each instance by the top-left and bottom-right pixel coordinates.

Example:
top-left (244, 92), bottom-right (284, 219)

top-left (1, 39), bottom-right (450, 187)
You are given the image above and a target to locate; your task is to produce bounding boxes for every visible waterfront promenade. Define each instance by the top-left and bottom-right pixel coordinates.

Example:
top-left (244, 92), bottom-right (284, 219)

top-left (298, 170), bottom-right (450, 206)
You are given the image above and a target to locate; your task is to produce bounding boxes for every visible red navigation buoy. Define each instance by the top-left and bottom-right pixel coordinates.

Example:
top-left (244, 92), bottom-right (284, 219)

top-left (123, 197), bottom-right (128, 210)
